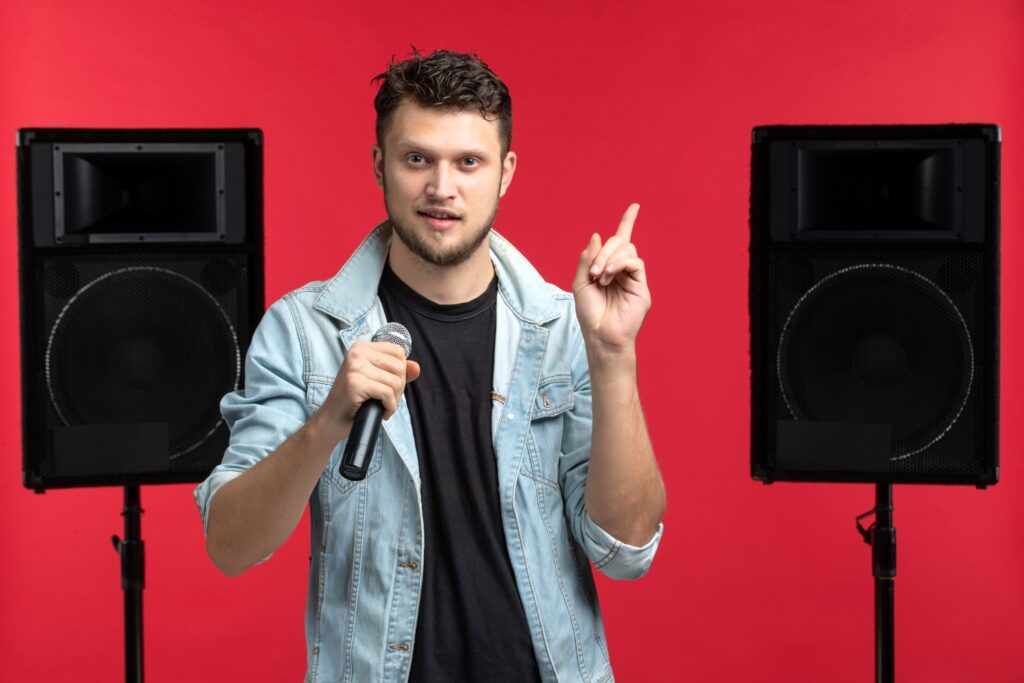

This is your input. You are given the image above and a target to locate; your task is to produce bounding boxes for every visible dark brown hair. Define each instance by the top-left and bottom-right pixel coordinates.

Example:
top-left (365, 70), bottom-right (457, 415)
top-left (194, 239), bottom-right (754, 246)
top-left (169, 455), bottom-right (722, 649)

top-left (373, 49), bottom-right (512, 156)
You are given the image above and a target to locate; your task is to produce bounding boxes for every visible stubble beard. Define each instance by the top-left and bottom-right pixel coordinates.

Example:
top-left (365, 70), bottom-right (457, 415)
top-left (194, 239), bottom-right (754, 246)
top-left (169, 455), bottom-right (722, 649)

top-left (383, 176), bottom-right (501, 269)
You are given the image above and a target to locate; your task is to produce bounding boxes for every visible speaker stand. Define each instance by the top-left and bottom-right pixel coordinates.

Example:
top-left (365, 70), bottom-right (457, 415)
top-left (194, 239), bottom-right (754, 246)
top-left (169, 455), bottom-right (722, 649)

top-left (856, 484), bottom-right (896, 683)
top-left (111, 485), bottom-right (145, 683)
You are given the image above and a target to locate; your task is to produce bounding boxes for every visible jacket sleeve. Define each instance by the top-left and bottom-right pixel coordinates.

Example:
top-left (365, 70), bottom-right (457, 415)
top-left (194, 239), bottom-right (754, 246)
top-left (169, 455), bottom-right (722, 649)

top-left (558, 315), bottom-right (663, 580)
top-left (193, 295), bottom-right (310, 536)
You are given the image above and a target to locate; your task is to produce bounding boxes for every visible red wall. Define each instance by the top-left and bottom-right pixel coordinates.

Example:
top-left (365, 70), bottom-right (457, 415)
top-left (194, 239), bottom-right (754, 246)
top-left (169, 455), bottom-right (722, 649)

top-left (2, 1), bottom-right (1022, 681)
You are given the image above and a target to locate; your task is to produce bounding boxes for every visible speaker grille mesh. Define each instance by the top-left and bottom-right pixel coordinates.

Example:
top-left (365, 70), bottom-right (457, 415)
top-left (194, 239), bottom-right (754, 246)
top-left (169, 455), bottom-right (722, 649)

top-left (46, 267), bottom-right (240, 457)
top-left (778, 264), bottom-right (972, 458)
top-left (765, 248), bottom-right (988, 477)
top-left (28, 251), bottom-right (252, 481)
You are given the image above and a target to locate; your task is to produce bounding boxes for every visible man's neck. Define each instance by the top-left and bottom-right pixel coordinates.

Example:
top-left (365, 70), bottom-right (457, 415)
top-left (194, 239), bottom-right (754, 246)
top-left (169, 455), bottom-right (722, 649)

top-left (387, 235), bottom-right (495, 305)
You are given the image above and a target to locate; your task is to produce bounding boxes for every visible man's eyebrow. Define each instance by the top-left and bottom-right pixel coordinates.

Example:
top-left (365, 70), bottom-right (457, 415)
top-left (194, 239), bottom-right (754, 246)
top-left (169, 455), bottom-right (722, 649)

top-left (393, 139), bottom-right (491, 158)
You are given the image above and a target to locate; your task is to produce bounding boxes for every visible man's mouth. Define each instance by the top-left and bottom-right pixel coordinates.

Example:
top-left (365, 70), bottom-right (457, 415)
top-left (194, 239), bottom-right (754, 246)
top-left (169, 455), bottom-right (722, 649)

top-left (417, 209), bottom-right (461, 230)
top-left (417, 209), bottom-right (461, 220)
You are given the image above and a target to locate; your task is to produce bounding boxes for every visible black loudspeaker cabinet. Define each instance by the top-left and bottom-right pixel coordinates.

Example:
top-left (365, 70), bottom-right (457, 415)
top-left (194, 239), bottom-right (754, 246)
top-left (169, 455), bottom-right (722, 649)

top-left (749, 124), bottom-right (999, 487)
top-left (17, 129), bottom-right (264, 492)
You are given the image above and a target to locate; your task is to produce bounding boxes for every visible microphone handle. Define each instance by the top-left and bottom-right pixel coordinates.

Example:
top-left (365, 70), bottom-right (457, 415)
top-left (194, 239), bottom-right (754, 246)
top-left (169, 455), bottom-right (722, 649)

top-left (340, 399), bottom-right (385, 480)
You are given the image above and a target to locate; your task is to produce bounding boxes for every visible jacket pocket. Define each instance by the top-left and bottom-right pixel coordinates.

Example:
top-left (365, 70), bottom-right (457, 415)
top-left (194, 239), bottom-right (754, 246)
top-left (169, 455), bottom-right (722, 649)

top-left (531, 374), bottom-right (574, 419)
top-left (525, 375), bottom-right (574, 487)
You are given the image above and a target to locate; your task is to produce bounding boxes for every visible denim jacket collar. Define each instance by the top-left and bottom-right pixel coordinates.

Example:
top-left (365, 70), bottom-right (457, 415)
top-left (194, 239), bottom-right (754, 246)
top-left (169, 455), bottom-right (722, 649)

top-left (311, 221), bottom-right (564, 328)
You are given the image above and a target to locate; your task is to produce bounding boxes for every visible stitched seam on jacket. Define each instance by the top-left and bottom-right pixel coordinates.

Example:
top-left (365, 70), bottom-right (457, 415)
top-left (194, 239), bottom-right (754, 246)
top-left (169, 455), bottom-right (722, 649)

top-left (593, 540), bottom-right (622, 570)
top-left (523, 432), bottom-right (560, 490)
top-left (381, 477), bottom-right (409, 682)
top-left (308, 482), bottom-right (328, 681)
top-left (503, 318), bottom-right (558, 681)
top-left (531, 431), bottom-right (590, 682)
top-left (283, 293), bottom-right (312, 379)
top-left (341, 481), bottom-right (367, 683)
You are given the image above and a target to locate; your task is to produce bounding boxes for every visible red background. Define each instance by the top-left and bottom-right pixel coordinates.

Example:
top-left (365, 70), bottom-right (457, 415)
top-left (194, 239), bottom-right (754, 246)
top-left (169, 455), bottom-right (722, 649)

top-left (2, 1), bottom-right (1022, 681)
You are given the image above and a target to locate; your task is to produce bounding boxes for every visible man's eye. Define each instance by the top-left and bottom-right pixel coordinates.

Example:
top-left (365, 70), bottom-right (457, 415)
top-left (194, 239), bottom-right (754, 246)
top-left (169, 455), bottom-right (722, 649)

top-left (407, 154), bottom-right (425, 164)
top-left (462, 157), bottom-right (479, 168)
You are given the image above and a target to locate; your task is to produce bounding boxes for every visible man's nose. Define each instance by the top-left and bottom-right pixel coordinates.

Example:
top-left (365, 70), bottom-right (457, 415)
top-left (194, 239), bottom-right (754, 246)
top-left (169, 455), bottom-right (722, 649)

top-left (426, 162), bottom-right (456, 200)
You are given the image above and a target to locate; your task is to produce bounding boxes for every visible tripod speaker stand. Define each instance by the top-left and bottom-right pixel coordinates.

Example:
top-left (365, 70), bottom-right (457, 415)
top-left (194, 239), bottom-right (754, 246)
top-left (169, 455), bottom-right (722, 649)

top-left (749, 124), bottom-right (1000, 682)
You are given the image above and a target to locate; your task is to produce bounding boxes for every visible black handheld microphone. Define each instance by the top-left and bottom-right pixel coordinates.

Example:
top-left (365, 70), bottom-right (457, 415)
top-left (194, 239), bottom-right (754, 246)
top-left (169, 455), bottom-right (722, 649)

top-left (340, 322), bottom-right (413, 481)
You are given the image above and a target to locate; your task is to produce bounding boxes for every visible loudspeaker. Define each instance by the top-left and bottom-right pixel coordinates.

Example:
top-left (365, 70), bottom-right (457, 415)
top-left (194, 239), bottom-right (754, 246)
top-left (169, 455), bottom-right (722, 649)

top-left (17, 129), bottom-right (264, 492)
top-left (749, 124), bottom-right (999, 486)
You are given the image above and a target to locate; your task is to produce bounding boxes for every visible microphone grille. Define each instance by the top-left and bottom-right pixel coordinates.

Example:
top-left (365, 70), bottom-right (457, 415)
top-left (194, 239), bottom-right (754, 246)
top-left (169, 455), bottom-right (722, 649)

top-left (372, 322), bottom-right (412, 358)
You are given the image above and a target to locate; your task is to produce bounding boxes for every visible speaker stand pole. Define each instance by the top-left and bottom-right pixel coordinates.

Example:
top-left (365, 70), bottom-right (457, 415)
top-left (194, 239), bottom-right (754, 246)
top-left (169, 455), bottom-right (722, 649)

top-left (857, 484), bottom-right (896, 683)
top-left (112, 485), bottom-right (144, 683)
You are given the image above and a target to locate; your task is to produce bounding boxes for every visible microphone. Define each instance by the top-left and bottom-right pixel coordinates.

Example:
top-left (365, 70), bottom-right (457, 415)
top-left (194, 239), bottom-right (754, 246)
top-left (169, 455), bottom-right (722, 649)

top-left (340, 322), bottom-right (413, 481)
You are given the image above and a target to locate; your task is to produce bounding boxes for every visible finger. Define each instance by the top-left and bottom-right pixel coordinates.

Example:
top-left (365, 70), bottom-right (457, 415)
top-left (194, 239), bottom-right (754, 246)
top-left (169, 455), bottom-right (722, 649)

top-left (614, 203), bottom-right (640, 241)
top-left (406, 360), bottom-right (421, 383)
top-left (596, 243), bottom-right (639, 285)
top-left (601, 242), bottom-right (639, 270)
top-left (368, 340), bottom-right (409, 360)
top-left (573, 233), bottom-right (603, 291)
top-left (598, 248), bottom-right (634, 286)
top-left (344, 348), bottom-right (405, 388)
top-left (601, 256), bottom-right (646, 286)
top-left (347, 348), bottom-right (409, 400)
top-left (365, 350), bottom-right (407, 377)
top-left (345, 341), bottom-right (406, 374)
top-left (359, 364), bottom-right (405, 398)
top-left (351, 375), bottom-right (400, 416)
top-left (589, 235), bottom-right (629, 279)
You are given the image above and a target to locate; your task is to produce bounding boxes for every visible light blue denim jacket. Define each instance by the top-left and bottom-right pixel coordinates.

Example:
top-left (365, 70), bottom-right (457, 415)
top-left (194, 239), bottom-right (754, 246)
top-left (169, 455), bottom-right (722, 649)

top-left (194, 224), bottom-right (663, 682)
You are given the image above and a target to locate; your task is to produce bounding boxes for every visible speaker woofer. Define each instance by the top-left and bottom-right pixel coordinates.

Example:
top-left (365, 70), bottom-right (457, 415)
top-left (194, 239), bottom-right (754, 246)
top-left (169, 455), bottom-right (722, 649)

top-left (777, 263), bottom-right (973, 460)
top-left (45, 267), bottom-right (241, 458)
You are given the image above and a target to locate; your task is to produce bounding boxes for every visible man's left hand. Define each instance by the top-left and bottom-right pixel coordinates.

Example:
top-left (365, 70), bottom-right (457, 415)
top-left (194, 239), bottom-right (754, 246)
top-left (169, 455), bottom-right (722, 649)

top-left (572, 203), bottom-right (651, 355)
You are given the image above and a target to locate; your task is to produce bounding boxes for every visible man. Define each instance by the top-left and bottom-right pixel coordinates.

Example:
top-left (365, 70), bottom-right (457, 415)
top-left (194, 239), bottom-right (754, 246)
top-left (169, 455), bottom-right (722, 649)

top-left (195, 49), bottom-right (665, 682)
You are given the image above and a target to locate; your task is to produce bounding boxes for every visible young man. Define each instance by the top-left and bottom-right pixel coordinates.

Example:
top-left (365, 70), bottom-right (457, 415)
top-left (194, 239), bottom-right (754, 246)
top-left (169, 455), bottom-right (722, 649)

top-left (195, 49), bottom-right (665, 682)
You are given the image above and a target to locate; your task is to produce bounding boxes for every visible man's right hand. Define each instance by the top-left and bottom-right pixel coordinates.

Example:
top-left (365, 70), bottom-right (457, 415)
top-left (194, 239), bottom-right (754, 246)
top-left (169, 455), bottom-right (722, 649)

top-left (315, 341), bottom-right (421, 443)
top-left (206, 340), bottom-right (419, 576)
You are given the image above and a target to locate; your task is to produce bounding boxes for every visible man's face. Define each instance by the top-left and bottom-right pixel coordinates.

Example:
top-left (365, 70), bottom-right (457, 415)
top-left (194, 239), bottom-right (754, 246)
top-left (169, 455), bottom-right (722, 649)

top-left (373, 101), bottom-right (516, 268)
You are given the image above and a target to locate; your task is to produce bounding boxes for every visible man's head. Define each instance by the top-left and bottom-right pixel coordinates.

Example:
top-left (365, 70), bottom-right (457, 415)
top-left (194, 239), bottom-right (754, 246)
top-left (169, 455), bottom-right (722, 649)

top-left (372, 50), bottom-right (516, 270)
top-left (373, 49), bottom-right (512, 158)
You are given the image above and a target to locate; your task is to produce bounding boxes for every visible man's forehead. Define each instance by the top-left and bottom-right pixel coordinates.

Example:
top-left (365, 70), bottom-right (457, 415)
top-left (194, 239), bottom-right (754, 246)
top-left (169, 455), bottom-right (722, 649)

top-left (386, 101), bottom-right (502, 150)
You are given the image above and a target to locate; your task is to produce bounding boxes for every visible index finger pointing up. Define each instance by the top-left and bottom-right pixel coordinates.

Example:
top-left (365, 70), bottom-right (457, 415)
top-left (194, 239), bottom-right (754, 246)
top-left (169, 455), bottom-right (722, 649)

top-left (616, 203), bottom-right (640, 241)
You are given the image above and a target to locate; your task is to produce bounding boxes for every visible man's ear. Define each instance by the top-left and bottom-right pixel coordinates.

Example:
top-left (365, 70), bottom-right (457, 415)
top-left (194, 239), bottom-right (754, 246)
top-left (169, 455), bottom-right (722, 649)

top-left (372, 144), bottom-right (385, 189)
top-left (498, 150), bottom-right (517, 198)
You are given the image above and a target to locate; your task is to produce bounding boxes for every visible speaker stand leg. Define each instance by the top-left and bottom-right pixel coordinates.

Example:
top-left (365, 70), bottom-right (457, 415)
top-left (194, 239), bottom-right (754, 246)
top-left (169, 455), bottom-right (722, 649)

top-left (112, 485), bottom-right (144, 683)
top-left (857, 484), bottom-right (895, 683)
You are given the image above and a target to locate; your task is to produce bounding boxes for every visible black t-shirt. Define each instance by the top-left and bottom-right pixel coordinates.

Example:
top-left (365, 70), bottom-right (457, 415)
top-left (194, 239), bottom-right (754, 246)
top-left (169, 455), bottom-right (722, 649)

top-left (378, 263), bottom-right (541, 683)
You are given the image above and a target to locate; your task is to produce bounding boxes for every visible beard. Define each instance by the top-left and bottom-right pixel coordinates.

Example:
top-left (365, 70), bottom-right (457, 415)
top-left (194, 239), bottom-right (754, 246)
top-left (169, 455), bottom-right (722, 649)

top-left (383, 177), bottom-right (501, 269)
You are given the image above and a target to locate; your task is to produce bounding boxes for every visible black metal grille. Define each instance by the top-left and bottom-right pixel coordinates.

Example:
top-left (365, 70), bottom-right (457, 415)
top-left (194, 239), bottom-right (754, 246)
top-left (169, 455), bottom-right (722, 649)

top-left (46, 266), bottom-right (240, 457)
top-left (29, 251), bottom-right (253, 481)
top-left (778, 263), bottom-right (972, 458)
top-left (764, 248), bottom-right (989, 478)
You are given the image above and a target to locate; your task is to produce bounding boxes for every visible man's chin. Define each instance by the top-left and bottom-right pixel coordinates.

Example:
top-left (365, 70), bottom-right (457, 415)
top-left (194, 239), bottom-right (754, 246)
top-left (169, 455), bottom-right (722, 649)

top-left (390, 219), bottom-right (490, 268)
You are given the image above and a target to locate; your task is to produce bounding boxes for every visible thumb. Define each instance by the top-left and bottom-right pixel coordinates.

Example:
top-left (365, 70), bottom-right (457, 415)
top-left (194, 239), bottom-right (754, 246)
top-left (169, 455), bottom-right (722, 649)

top-left (406, 360), bottom-right (421, 383)
top-left (573, 233), bottom-right (602, 291)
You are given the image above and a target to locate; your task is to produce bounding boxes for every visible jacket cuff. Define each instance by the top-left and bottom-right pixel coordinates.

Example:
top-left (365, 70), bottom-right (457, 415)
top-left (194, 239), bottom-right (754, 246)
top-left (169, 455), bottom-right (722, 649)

top-left (582, 512), bottom-right (663, 580)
